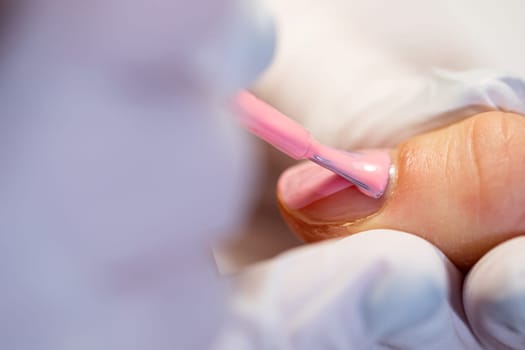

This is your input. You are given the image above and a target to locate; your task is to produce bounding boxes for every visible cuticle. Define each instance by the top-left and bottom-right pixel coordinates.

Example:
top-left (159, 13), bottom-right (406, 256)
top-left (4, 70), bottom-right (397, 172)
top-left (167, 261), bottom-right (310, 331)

top-left (349, 151), bottom-right (400, 222)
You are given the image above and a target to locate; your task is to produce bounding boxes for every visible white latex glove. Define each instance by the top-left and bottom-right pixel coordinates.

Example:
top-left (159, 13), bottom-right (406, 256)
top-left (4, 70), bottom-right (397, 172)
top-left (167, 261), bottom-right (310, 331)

top-left (465, 237), bottom-right (525, 349)
top-left (219, 230), bottom-right (480, 349)
top-left (255, 0), bottom-right (525, 150)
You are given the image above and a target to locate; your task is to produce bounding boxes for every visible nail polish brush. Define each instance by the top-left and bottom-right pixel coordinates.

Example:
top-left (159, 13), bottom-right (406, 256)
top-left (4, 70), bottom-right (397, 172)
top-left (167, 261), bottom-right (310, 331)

top-left (234, 91), bottom-right (391, 199)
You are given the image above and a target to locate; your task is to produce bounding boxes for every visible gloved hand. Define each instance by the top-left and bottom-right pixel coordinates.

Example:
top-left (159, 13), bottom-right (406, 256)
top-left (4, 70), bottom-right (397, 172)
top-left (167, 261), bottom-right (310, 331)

top-left (218, 71), bottom-right (525, 349)
top-left (213, 1), bottom-right (525, 347)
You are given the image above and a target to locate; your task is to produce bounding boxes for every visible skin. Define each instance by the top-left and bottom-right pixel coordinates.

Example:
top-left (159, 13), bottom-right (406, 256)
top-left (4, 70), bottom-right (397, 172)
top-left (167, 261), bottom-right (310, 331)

top-left (278, 111), bottom-right (525, 270)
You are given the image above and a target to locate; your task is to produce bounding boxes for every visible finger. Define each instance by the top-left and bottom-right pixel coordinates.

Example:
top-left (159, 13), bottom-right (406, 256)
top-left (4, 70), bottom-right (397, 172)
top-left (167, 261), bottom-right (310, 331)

top-left (464, 236), bottom-right (525, 349)
top-left (221, 230), bottom-right (481, 349)
top-left (278, 111), bottom-right (525, 270)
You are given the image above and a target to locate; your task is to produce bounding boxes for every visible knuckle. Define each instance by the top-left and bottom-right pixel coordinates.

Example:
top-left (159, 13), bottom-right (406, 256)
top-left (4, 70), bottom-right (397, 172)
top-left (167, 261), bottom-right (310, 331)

top-left (460, 112), bottom-right (525, 226)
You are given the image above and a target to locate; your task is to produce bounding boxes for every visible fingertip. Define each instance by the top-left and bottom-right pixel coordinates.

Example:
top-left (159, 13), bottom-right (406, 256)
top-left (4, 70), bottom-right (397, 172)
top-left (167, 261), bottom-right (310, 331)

top-left (465, 237), bottom-right (525, 349)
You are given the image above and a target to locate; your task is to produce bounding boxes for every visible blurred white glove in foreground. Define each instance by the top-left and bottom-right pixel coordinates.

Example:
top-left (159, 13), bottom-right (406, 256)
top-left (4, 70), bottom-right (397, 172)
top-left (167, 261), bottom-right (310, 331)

top-left (0, 1), bottom-right (274, 349)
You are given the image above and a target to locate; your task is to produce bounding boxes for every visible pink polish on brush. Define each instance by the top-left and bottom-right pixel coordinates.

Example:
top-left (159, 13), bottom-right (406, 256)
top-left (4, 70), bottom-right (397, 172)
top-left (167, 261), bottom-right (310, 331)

top-left (234, 91), bottom-right (392, 199)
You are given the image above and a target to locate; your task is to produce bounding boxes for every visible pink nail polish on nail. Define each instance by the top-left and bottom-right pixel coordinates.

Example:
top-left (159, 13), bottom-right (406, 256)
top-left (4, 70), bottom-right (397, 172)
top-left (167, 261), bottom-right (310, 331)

top-left (277, 162), bottom-right (355, 210)
top-left (307, 144), bottom-right (391, 199)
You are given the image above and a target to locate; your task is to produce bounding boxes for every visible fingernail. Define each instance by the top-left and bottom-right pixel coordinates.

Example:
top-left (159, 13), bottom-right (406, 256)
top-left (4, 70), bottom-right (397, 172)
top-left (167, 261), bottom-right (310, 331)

top-left (278, 159), bottom-right (388, 222)
top-left (277, 162), bottom-right (355, 210)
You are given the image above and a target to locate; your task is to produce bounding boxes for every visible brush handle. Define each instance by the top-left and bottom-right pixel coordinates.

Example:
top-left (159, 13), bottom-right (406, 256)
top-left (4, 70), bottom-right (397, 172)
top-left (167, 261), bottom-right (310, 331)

top-left (234, 91), bottom-right (312, 160)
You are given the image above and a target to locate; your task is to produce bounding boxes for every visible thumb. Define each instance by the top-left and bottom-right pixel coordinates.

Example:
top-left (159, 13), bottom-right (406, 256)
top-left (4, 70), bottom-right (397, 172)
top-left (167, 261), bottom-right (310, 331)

top-left (277, 111), bottom-right (525, 270)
